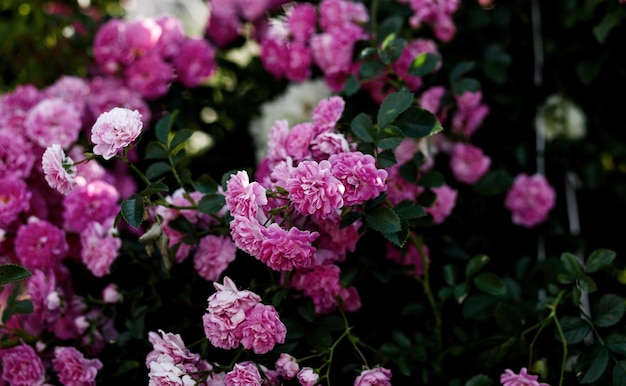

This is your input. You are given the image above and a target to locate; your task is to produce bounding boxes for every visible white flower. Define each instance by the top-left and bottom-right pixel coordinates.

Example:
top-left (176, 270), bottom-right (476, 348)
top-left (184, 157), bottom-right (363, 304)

top-left (249, 79), bottom-right (332, 161)
top-left (536, 94), bottom-right (587, 141)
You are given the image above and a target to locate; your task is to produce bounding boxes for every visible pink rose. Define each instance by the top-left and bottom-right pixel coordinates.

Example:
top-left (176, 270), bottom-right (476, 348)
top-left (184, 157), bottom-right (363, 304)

top-left (42, 144), bottom-right (77, 195)
top-left (1, 342), bottom-right (46, 386)
top-left (235, 303), bottom-right (287, 354)
top-left (504, 173), bottom-right (556, 228)
top-left (91, 107), bottom-right (143, 160)
top-left (354, 367), bottom-right (392, 386)
top-left (297, 367), bottom-right (319, 386)
top-left (52, 346), bottom-right (103, 386)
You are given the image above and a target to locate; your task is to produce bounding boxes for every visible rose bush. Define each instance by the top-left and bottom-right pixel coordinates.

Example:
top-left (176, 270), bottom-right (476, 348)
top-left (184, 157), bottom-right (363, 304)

top-left (1, 0), bottom-right (626, 385)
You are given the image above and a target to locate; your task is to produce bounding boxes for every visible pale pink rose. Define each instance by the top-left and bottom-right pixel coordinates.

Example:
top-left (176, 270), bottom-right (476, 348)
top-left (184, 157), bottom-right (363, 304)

top-left (193, 235), bottom-right (237, 281)
top-left (24, 98), bottom-right (83, 149)
top-left (235, 303), bottom-right (286, 354)
top-left (297, 367), bottom-right (319, 386)
top-left (91, 107), bottom-right (143, 160)
top-left (504, 173), bottom-right (556, 228)
top-left (44, 75), bottom-right (90, 111)
top-left (102, 283), bottom-right (122, 303)
top-left (224, 361), bottom-right (262, 386)
top-left (1, 342), bottom-right (46, 386)
top-left (449, 143), bottom-right (491, 184)
top-left (52, 346), bottom-right (103, 386)
top-left (329, 151), bottom-right (388, 206)
top-left (225, 170), bottom-right (268, 222)
top-left (123, 18), bottom-right (162, 61)
top-left (258, 223), bottom-right (319, 271)
top-left (146, 329), bottom-right (201, 367)
top-left (286, 160), bottom-right (345, 219)
top-left (207, 276), bottom-right (261, 325)
top-left (318, 0), bottom-right (368, 31)
top-left (229, 215), bottom-right (266, 257)
top-left (310, 132), bottom-right (350, 160)
top-left (275, 353), bottom-right (299, 379)
top-left (14, 218), bottom-right (68, 271)
top-left (419, 86), bottom-right (447, 118)
top-left (285, 122), bottom-right (315, 160)
top-left (62, 179), bottom-right (120, 233)
top-left (203, 313), bottom-right (240, 350)
top-left (148, 354), bottom-right (196, 386)
top-left (0, 177), bottom-right (31, 227)
top-left (42, 144), bottom-right (77, 195)
top-left (500, 367), bottom-right (550, 386)
top-left (0, 129), bottom-right (35, 180)
top-left (80, 221), bottom-right (121, 277)
top-left (312, 96), bottom-right (345, 134)
top-left (266, 119), bottom-right (290, 162)
top-left (425, 185), bottom-right (458, 224)
top-left (353, 367), bottom-right (392, 386)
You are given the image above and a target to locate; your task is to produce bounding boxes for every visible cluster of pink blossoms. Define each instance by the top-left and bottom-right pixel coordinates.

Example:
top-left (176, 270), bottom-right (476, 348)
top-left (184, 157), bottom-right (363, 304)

top-left (396, 0), bottom-right (461, 42)
top-left (260, 0), bottom-right (369, 91)
top-left (500, 367), bottom-right (550, 386)
top-left (94, 15), bottom-right (217, 97)
top-left (202, 277), bottom-right (287, 355)
top-left (505, 173), bottom-right (556, 228)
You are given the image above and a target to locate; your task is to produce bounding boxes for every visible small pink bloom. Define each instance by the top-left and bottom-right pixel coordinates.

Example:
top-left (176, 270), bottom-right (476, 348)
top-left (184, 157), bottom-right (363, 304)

top-left (146, 329), bottom-right (201, 368)
top-left (235, 303), bottom-right (286, 354)
top-left (173, 37), bottom-right (217, 88)
top-left (203, 313), bottom-right (240, 350)
top-left (311, 132), bottom-right (350, 160)
top-left (15, 218), bottom-right (68, 271)
top-left (124, 54), bottom-right (174, 99)
top-left (224, 361), bottom-right (263, 386)
top-left (425, 185), bottom-right (458, 224)
top-left (0, 129), bottom-right (35, 180)
top-left (297, 367), bottom-right (319, 386)
top-left (287, 3), bottom-right (317, 42)
top-left (0, 178), bottom-right (31, 227)
top-left (124, 18), bottom-right (162, 61)
top-left (229, 215), bottom-right (266, 257)
top-left (225, 170), bottom-right (268, 222)
top-left (93, 19), bottom-right (127, 74)
top-left (148, 354), bottom-right (195, 386)
top-left (260, 36), bottom-right (289, 79)
top-left (63, 180), bottom-right (120, 233)
top-left (52, 346), bottom-right (103, 386)
top-left (1, 342), bottom-right (46, 386)
top-left (275, 353), bottom-right (299, 379)
top-left (194, 235), bottom-right (237, 281)
top-left (206, 6), bottom-right (240, 47)
top-left (312, 96), bottom-right (345, 134)
top-left (291, 264), bottom-right (354, 314)
top-left (286, 42), bottom-right (312, 82)
top-left (318, 0), bottom-right (368, 31)
top-left (80, 220), bottom-right (121, 277)
top-left (449, 143), bottom-right (491, 184)
top-left (102, 283), bottom-right (122, 303)
top-left (500, 367), bottom-right (550, 386)
top-left (24, 98), bottom-right (83, 148)
top-left (258, 223), bottom-right (319, 271)
top-left (42, 144), bottom-right (77, 195)
top-left (91, 107), bottom-right (143, 160)
top-left (155, 15), bottom-right (185, 59)
top-left (505, 173), bottom-right (556, 228)
top-left (419, 85), bottom-right (447, 118)
top-left (286, 122), bottom-right (315, 160)
top-left (354, 367), bottom-right (392, 386)
top-left (286, 160), bottom-right (344, 219)
top-left (207, 276), bottom-right (261, 325)
top-left (329, 151), bottom-right (388, 206)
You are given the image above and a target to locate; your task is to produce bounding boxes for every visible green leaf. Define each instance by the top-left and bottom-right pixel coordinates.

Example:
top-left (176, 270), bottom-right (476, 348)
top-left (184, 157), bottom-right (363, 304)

top-left (192, 174), bottom-right (218, 194)
top-left (339, 212), bottom-right (362, 228)
top-left (144, 142), bottom-right (169, 159)
top-left (443, 264), bottom-right (457, 286)
top-left (466, 254), bottom-right (490, 279)
top-left (382, 216), bottom-right (409, 247)
top-left (576, 344), bottom-right (609, 384)
top-left (449, 61), bottom-right (476, 83)
top-left (494, 302), bottom-right (522, 333)
top-left (319, 315), bottom-right (344, 331)
top-left (365, 206), bottom-right (401, 234)
top-left (376, 16), bottom-right (404, 44)
top-left (560, 316), bottom-right (591, 344)
top-left (606, 332), bottom-right (626, 356)
top-left (121, 197), bottom-right (145, 229)
top-left (593, 13), bottom-right (620, 44)
top-left (137, 182), bottom-right (169, 197)
top-left (561, 252), bottom-right (583, 277)
top-left (377, 91), bottom-right (414, 128)
top-left (297, 299), bottom-right (316, 323)
top-left (392, 330), bottom-right (412, 349)
top-left (376, 125), bottom-right (404, 150)
top-left (376, 150), bottom-right (397, 168)
top-left (170, 129), bottom-right (194, 153)
top-left (197, 194), bottom-right (226, 215)
top-left (462, 294), bottom-right (497, 320)
top-left (306, 328), bottom-right (333, 349)
top-left (146, 162), bottom-right (171, 180)
top-left (351, 113), bottom-right (375, 143)
top-left (452, 78), bottom-right (481, 95)
top-left (418, 171), bottom-right (445, 188)
top-left (397, 355), bottom-right (412, 377)
top-left (473, 169), bottom-right (513, 196)
top-left (0, 264), bottom-right (32, 285)
top-left (359, 59), bottom-right (386, 80)
top-left (592, 293), bottom-right (625, 328)
top-left (577, 275), bottom-right (597, 293)
top-left (473, 272), bottom-right (506, 296)
top-left (408, 53), bottom-right (440, 77)
top-left (342, 75), bottom-right (360, 96)
top-left (613, 361), bottom-right (626, 386)
top-left (483, 44), bottom-right (511, 84)
top-left (395, 107), bottom-right (442, 139)
top-left (585, 248), bottom-right (616, 273)
top-left (155, 112), bottom-right (179, 144)
top-left (394, 201), bottom-right (426, 219)
top-left (465, 374), bottom-right (493, 386)
top-left (14, 299), bottom-right (33, 315)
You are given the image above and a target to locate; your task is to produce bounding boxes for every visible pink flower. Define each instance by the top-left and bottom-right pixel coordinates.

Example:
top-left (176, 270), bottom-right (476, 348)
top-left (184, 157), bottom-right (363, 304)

top-left (275, 353), bottom-right (299, 379)
top-left (392, 38), bottom-right (441, 91)
top-left (260, 36), bottom-right (289, 79)
top-left (62, 180), bottom-right (120, 233)
top-left (173, 37), bottom-right (217, 87)
top-left (329, 151), bottom-right (388, 206)
top-left (235, 303), bottom-right (287, 354)
top-left (225, 171), bottom-right (268, 222)
top-left (354, 367), bottom-right (392, 386)
top-left (419, 86), bottom-right (447, 118)
top-left (285, 122), bottom-right (315, 160)
top-left (15, 218), bottom-right (68, 271)
top-left (229, 215), bottom-right (266, 257)
top-left (42, 144), bottom-right (77, 195)
top-left (24, 98), bottom-right (83, 149)
top-left (155, 15), bottom-right (185, 59)
top-left (123, 18), bottom-right (162, 61)
top-left (286, 42), bottom-right (312, 82)
top-left (91, 107), bottom-right (143, 160)
top-left (291, 264), bottom-right (359, 314)
top-left (52, 346), bottom-right (103, 386)
top-left (224, 361), bottom-right (263, 386)
top-left (87, 77), bottom-right (151, 125)
top-left (386, 242), bottom-right (429, 277)
top-left (0, 129), bottom-right (35, 180)
top-left (449, 143), bottom-right (491, 184)
top-left (425, 185), bottom-right (458, 224)
top-left (146, 329), bottom-right (201, 368)
top-left (80, 220), bottom-right (121, 277)
top-left (193, 235), bottom-right (237, 281)
top-left (1, 342), bottom-right (46, 386)
top-left (287, 3), bottom-right (317, 42)
top-left (148, 354), bottom-right (196, 386)
top-left (203, 313), bottom-right (240, 350)
top-left (102, 283), bottom-right (122, 303)
top-left (207, 276), bottom-right (261, 325)
top-left (310, 132), bottom-right (350, 160)
top-left (93, 19), bottom-right (127, 74)
top-left (297, 367), bottom-right (319, 386)
top-left (258, 223), bottom-right (319, 271)
top-left (500, 367), bottom-right (550, 386)
top-left (124, 54), bottom-right (174, 99)
top-left (0, 177), bottom-right (31, 227)
top-left (286, 160), bottom-right (344, 219)
top-left (312, 96), bottom-right (345, 134)
top-left (206, 6), bottom-right (240, 47)
top-left (505, 173), bottom-right (556, 228)
top-left (318, 0), bottom-right (369, 31)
